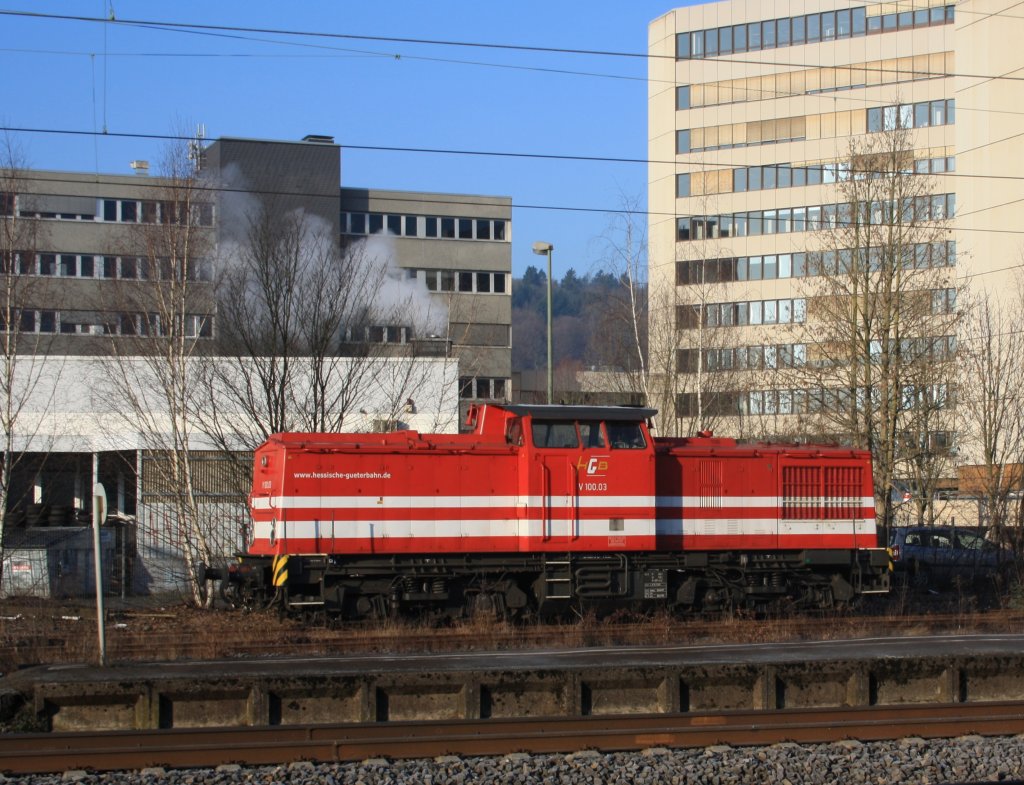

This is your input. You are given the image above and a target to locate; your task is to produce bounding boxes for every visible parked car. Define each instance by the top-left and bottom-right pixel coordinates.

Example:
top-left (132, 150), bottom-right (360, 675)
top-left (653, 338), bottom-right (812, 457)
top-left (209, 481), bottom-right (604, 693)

top-left (888, 525), bottom-right (1016, 590)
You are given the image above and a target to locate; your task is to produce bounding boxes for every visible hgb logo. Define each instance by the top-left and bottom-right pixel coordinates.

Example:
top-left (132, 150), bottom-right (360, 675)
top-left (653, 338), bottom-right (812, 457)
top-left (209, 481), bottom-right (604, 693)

top-left (577, 455), bottom-right (609, 477)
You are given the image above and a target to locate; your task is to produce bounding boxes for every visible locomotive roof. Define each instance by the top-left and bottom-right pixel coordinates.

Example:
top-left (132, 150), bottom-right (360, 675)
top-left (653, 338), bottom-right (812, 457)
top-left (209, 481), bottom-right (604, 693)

top-left (499, 404), bottom-right (658, 422)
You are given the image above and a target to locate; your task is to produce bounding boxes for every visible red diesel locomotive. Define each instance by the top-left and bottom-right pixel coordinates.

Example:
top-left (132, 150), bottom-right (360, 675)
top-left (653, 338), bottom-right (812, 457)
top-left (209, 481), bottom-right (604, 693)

top-left (218, 403), bottom-right (890, 619)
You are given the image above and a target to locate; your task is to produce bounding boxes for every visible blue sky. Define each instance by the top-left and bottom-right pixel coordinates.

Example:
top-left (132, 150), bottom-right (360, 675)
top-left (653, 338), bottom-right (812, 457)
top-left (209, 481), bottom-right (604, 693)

top-left (0, 1), bottom-right (697, 278)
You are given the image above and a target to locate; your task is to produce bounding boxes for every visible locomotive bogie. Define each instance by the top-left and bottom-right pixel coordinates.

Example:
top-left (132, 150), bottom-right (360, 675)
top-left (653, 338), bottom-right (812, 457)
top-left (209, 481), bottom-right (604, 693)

top-left (220, 547), bottom-right (889, 620)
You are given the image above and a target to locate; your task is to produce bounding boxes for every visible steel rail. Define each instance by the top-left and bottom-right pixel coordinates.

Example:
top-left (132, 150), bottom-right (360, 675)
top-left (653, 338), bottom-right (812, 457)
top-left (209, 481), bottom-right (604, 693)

top-left (2, 701), bottom-right (1024, 775)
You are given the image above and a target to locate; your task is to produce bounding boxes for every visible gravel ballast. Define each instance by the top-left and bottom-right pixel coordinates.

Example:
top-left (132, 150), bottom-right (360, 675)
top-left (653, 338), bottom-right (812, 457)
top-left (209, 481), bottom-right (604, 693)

top-left (5, 735), bottom-right (1024, 784)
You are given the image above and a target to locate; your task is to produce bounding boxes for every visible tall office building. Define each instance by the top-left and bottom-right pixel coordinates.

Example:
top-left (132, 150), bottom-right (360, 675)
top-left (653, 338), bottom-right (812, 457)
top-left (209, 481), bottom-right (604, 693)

top-left (648, 0), bottom-right (1024, 469)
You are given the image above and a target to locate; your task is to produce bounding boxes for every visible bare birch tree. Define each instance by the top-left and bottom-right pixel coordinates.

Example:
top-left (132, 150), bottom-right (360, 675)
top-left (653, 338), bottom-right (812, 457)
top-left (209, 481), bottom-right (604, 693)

top-left (0, 139), bottom-right (57, 586)
top-left (795, 125), bottom-right (958, 531)
top-left (958, 283), bottom-right (1024, 550)
top-left (100, 139), bottom-right (217, 607)
top-left (666, 210), bottom-right (749, 437)
top-left (203, 206), bottom-right (450, 449)
top-left (590, 196), bottom-right (650, 407)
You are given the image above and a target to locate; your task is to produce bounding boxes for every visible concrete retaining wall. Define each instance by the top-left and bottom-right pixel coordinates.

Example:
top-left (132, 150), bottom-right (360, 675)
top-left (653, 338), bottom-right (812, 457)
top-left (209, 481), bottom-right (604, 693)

top-left (20, 652), bottom-right (1024, 732)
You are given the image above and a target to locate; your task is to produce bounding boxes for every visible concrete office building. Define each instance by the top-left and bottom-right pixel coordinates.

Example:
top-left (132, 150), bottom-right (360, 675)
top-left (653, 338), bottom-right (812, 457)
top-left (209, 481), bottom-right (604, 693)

top-left (648, 0), bottom-right (1024, 503)
top-left (338, 186), bottom-right (513, 421)
top-left (202, 136), bottom-right (512, 426)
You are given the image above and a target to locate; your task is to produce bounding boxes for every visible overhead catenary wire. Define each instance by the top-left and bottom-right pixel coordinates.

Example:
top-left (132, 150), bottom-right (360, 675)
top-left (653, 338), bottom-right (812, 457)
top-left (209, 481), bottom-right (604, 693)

top-left (7, 125), bottom-right (1024, 259)
top-left (7, 3), bottom-right (1024, 155)
top-left (13, 37), bottom-right (1021, 123)
top-left (5, 123), bottom-right (1024, 188)
top-left (5, 12), bottom-right (1024, 178)
top-left (8, 7), bottom-right (1024, 431)
top-left (4, 8), bottom-right (1024, 283)
top-left (3, 7), bottom-right (1024, 86)
top-left (11, 159), bottom-right (1024, 287)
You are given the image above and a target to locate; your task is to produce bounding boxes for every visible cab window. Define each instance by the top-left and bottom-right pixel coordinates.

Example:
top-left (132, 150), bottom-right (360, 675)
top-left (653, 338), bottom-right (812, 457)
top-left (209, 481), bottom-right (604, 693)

top-left (506, 418), bottom-right (524, 446)
top-left (532, 421), bottom-right (579, 448)
top-left (607, 422), bottom-right (647, 449)
top-left (579, 421), bottom-right (607, 449)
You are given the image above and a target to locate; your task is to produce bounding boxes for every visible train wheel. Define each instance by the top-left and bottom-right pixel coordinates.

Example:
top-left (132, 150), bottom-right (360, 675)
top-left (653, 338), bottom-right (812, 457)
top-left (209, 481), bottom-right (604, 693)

top-left (468, 591), bottom-right (503, 619)
top-left (221, 580), bottom-right (263, 612)
top-left (355, 594), bottom-right (390, 621)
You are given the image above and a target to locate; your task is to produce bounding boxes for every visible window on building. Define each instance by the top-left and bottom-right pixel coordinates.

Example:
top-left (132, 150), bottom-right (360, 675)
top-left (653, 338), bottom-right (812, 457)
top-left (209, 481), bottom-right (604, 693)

top-left (677, 173), bottom-right (691, 198)
top-left (677, 85), bottom-right (691, 110)
top-left (734, 23), bottom-right (747, 50)
top-left (792, 15), bottom-right (805, 42)
top-left (748, 19), bottom-right (762, 49)
top-left (705, 28), bottom-right (718, 56)
top-left (867, 107), bottom-right (882, 133)
top-left (677, 129), bottom-right (691, 154)
top-left (676, 218), bottom-right (691, 242)
top-left (822, 11), bottom-right (837, 39)
top-left (121, 201), bottom-right (138, 223)
top-left (932, 288), bottom-right (956, 314)
top-left (777, 17), bottom-right (791, 46)
top-left (37, 311), bottom-right (55, 333)
top-left (807, 13), bottom-right (821, 41)
top-left (183, 314), bottom-right (213, 338)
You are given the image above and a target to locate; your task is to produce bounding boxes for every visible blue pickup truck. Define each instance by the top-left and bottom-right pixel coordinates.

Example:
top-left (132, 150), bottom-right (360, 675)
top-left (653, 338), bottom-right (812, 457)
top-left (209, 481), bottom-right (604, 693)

top-left (888, 525), bottom-right (1016, 590)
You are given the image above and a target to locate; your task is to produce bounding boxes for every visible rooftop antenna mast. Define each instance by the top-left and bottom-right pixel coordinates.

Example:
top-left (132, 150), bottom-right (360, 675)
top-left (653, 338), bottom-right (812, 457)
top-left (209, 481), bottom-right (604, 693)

top-left (189, 124), bottom-right (207, 171)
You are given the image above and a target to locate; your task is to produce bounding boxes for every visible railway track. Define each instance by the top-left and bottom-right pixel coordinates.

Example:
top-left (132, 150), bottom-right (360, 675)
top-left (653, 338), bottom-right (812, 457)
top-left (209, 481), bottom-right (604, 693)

top-left (3, 701), bottom-right (1024, 775)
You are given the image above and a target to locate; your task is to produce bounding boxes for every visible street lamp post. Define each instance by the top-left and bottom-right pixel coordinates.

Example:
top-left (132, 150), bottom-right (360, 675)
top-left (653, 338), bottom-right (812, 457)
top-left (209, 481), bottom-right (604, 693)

top-left (532, 241), bottom-right (554, 404)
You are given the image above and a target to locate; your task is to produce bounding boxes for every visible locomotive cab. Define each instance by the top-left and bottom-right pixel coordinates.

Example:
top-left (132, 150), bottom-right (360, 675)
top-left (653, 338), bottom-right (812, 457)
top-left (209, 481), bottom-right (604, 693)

top-left (497, 404), bottom-right (658, 553)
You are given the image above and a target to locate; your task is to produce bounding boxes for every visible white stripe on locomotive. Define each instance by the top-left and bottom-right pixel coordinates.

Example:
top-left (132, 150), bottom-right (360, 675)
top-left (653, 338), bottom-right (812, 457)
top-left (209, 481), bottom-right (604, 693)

top-left (252, 494), bottom-right (875, 512)
top-left (251, 516), bottom-right (876, 544)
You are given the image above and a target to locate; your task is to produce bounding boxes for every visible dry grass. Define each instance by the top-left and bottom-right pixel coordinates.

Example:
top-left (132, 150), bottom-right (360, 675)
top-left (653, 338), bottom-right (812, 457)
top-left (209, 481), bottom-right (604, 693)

top-left (3, 595), bottom-right (1024, 673)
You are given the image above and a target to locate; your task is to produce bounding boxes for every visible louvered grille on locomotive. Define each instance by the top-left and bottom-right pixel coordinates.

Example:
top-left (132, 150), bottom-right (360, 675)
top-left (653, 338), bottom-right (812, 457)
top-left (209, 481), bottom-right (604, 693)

top-left (782, 465), bottom-right (862, 519)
